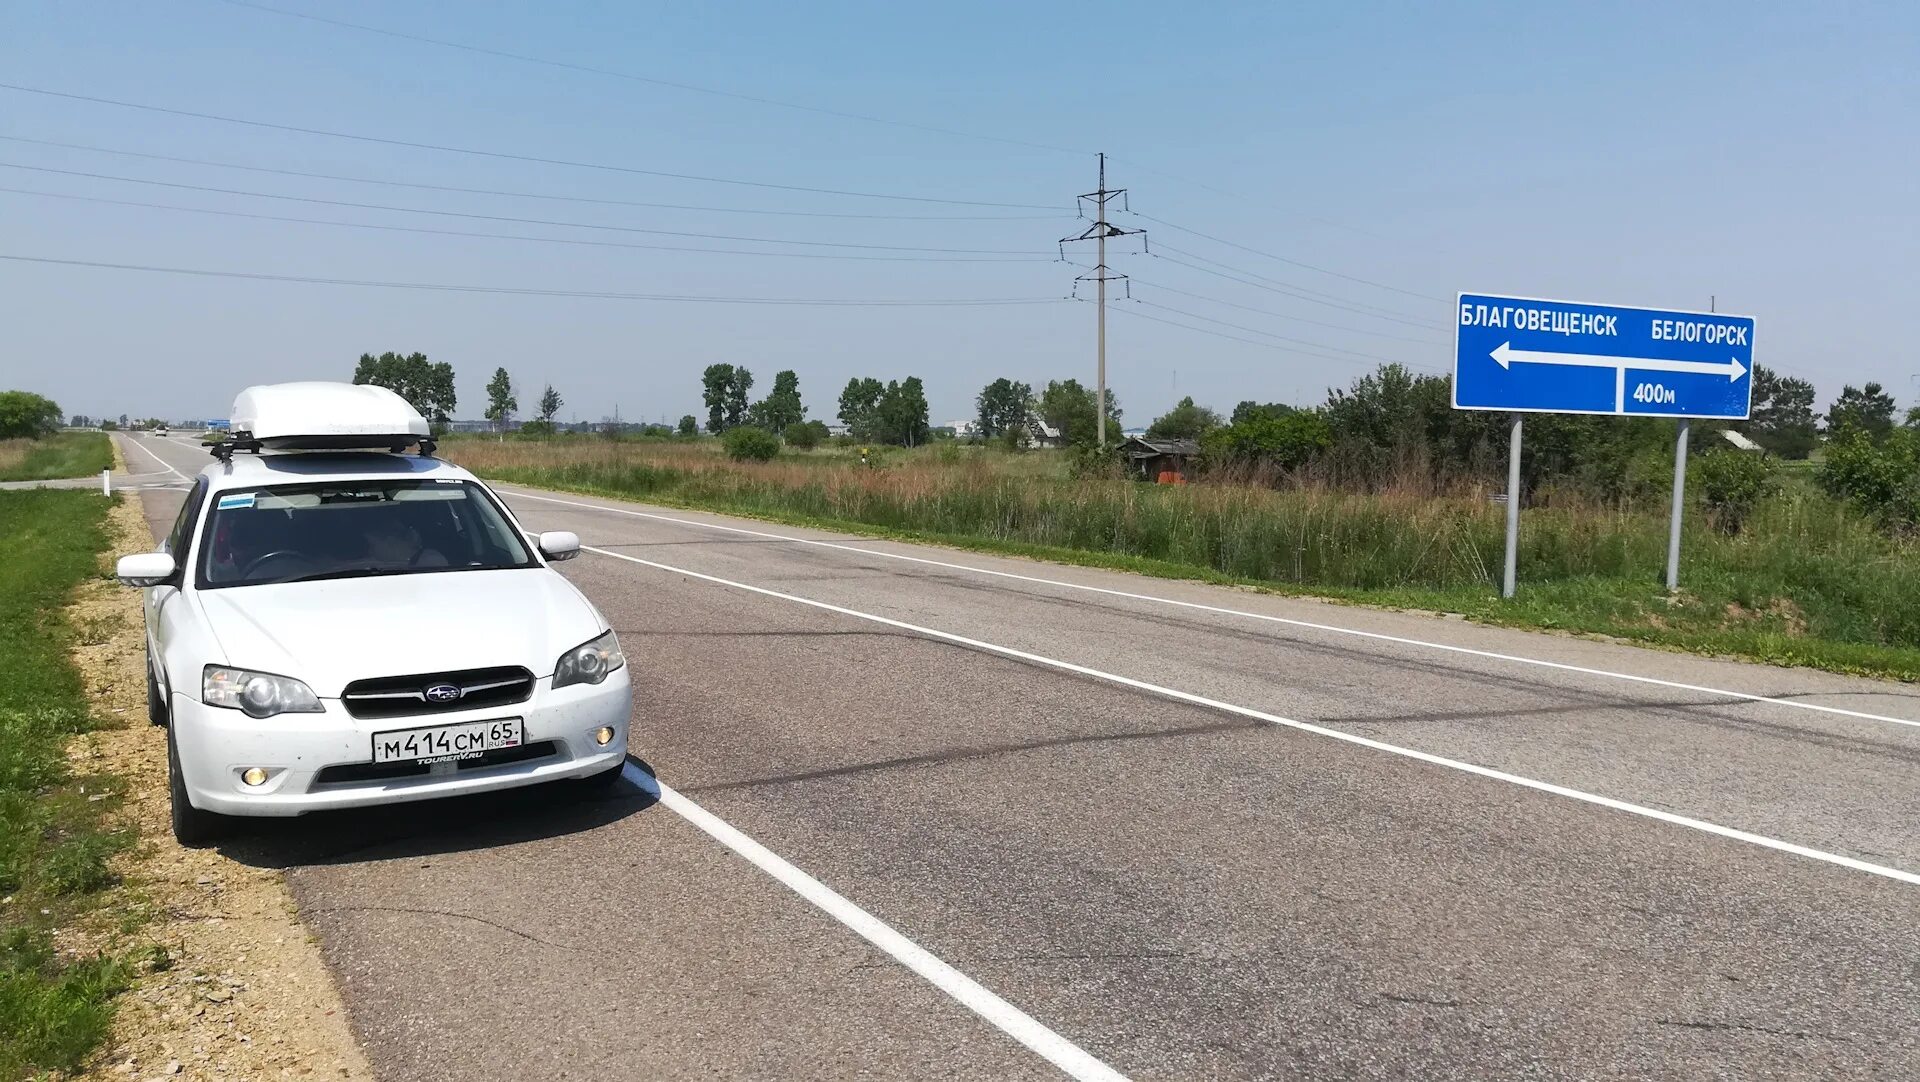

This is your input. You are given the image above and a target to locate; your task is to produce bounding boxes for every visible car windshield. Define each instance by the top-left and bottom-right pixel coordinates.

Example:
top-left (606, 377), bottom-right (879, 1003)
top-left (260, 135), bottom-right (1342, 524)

top-left (196, 478), bottom-right (536, 588)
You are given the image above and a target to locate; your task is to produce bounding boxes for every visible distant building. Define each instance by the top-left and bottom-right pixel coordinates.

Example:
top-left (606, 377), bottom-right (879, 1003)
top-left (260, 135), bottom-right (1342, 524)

top-left (1118, 436), bottom-right (1201, 483)
top-left (1720, 430), bottom-right (1762, 452)
top-left (1025, 414), bottom-right (1067, 449)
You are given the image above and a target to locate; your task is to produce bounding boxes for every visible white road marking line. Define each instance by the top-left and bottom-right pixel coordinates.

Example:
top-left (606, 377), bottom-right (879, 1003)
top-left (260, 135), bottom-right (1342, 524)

top-left (504, 490), bottom-right (1920, 732)
top-left (621, 762), bottom-right (1130, 1082)
top-left (588, 544), bottom-right (1920, 888)
top-left (119, 433), bottom-right (189, 481)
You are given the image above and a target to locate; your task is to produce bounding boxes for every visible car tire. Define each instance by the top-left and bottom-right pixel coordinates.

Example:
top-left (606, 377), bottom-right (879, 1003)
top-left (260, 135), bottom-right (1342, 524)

top-left (575, 760), bottom-right (628, 795)
top-left (145, 653), bottom-right (169, 728)
top-left (168, 725), bottom-right (228, 847)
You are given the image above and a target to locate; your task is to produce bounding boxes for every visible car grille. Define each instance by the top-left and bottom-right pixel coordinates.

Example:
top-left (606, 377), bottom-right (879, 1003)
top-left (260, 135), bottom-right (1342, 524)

top-left (313, 740), bottom-right (559, 785)
top-left (340, 666), bottom-right (535, 720)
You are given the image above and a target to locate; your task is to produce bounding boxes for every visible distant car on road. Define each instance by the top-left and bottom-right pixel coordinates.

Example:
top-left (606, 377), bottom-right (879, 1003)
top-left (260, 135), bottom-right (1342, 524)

top-left (154, 425), bottom-right (169, 437)
top-left (117, 382), bottom-right (630, 844)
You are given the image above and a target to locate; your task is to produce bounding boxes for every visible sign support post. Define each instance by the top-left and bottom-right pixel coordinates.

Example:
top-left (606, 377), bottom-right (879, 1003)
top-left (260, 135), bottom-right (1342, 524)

top-left (1503, 415), bottom-right (1522, 599)
top-left (1665, 418), bottom-right (1690, 591)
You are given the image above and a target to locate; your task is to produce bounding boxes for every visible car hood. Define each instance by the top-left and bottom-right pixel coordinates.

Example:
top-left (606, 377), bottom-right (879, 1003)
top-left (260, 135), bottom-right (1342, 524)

top-left (193, 568), bottom-right (604, 697)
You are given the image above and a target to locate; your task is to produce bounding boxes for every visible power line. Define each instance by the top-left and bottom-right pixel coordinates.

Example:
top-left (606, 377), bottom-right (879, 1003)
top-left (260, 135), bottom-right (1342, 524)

top-left (1149, 249), bottom-right (1447, 331)
top-left (0, 82), bottom-right (1064, 210)
top-left (1152, 243), bottom-right (1440, 323)
top-left (208, 0), bottom-right (1090, 159)
top-left (1130, 299), bottom-right (1424, 367)
top-left (1127, 211), bottom-right (1443, 301)
top-left (0, 162), bottom-right (1055, 255)
top-left (0, 135), bottom-right (1057, 221)
top-left (1128, 278), bottom-right (1446, 343)
top-left (0, 187), bottom-right (1056, 263)
top-left (0, 253), bottom-right (1068, 305)
top-left (1100, 300), bottom-right (1440, 373)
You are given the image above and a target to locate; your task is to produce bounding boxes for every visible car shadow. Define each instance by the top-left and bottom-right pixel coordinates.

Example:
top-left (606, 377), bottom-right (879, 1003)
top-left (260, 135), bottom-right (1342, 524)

top-left (213, 756), bottom-right (661, 869)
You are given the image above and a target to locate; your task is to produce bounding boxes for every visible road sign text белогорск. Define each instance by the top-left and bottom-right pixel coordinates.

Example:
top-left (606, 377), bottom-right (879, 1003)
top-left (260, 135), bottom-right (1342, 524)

top-left (1453, 293), bottom-right (1755, 420)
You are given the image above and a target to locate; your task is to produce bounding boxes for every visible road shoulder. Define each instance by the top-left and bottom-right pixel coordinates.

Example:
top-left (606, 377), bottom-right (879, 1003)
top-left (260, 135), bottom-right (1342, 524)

top-left (74, 473), bottom-right (368, 1080)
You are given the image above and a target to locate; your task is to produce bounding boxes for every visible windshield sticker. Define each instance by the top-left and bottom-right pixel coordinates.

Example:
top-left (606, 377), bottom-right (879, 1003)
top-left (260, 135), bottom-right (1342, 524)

top-left (216, 493), bottom-right (256, 510)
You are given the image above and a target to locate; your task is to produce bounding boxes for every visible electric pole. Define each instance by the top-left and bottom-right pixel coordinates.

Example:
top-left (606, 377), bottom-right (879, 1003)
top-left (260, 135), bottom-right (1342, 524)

top-left (1060, 153), bottom-right (1145, 449)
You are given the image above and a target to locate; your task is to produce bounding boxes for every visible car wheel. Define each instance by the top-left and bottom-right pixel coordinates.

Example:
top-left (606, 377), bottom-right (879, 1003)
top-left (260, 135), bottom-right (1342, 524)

top-left (168, 726), bottom-right (228, 847)
top-left (575, 760), bottom-right (628, 795)
top-left (145, 653), bottom-right (169, 727)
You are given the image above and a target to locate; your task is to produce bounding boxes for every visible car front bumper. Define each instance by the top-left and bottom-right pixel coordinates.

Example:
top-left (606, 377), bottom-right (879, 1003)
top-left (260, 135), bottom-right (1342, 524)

top-left (170, 667), bottom-right (632, 816)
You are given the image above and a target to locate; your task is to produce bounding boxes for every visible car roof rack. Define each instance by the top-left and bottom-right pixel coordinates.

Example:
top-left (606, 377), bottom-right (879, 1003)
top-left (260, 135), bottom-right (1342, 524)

top-left (208, 434), bottom-right (438, 462)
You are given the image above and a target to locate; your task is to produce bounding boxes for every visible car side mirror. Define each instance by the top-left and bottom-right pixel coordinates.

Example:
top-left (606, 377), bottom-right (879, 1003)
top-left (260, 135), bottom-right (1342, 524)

top-left (537, 531), bottom-right (581, 562)
top-left (117, 551), bottom-right (177, 587)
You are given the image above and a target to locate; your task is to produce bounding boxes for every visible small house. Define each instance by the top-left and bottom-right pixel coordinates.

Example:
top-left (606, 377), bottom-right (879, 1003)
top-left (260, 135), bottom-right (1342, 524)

top-left (1119, 436), bottom-right (1201, 483)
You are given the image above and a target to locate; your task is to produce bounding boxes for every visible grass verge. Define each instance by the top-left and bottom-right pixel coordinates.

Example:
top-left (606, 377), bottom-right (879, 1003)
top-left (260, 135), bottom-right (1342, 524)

top-left (449, 441), bottom-right (1920, 682)
top-left (0, 434), bottom-right (114, 483)
top-left (0, 490), bottom-right (133, 1079)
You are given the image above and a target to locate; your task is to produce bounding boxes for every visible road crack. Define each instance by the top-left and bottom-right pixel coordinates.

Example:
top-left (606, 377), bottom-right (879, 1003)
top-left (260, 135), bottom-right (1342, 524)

top-left (305, 904), bottom-right (589, 953)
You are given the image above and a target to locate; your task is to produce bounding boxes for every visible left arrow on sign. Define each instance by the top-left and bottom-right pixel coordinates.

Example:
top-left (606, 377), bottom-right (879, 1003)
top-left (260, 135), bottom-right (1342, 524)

top-left (1490, 342), bottom-right (1747, 382)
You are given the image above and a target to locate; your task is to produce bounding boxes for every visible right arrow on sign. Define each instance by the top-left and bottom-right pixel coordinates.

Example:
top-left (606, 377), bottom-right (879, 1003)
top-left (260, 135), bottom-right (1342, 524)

top-left (1490, 342), bottom-right (1747, 382)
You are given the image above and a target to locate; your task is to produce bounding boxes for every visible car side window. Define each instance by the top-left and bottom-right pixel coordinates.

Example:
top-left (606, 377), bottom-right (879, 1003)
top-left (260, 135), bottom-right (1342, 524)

top-left (165, 479), bottom-right (208, 557)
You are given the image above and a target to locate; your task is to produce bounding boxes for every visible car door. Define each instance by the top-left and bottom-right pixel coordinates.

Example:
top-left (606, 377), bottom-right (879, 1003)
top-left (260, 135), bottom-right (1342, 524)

top-left (147, 477), bottom-right (207, 697)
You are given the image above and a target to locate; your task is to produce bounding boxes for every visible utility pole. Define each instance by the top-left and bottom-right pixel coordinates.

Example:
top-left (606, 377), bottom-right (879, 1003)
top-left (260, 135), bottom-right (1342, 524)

top-left (1060, 154), bottom-right (1145, 449)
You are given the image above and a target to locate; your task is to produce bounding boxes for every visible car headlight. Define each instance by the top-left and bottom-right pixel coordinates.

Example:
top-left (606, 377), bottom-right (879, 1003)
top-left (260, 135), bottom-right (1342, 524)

top-left (553, 630), bottom-right (624, 689)
top-left (203, 666), bottom-right (324, 718)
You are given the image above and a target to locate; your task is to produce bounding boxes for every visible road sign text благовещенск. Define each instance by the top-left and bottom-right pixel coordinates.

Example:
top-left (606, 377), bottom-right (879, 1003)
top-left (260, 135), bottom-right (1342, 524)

top-left (1453, 293), bottom-right (1754, 420)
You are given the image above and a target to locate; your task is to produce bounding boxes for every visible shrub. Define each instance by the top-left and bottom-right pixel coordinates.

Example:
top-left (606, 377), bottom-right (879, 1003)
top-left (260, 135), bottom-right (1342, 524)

top-left (517, 419), bottom-right (556, 437)
top-left (1201, 412), bottom-right (1332, 472)
top-left (722, 425), bottom-right (780, 462)
top-left (0, 391), bottom-right (61, 439)
top-left (1821, 429), bottom-right (1920, 530)
top-left (783, 420), bottom-right (829, 450)
top-left (1691, 450), bottom-right (1777, 534)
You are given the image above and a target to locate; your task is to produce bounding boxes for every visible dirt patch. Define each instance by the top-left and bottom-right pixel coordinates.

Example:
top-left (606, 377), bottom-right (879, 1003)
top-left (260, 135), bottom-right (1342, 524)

top-left (67, 490), bottom-right (369, 1081)
top-left (1721, 597), bottom-right (1810, 636)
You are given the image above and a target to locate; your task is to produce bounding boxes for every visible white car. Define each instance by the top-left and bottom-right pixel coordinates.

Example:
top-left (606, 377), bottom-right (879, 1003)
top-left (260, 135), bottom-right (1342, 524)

top-left (118, 382), bottom-right (631, 845)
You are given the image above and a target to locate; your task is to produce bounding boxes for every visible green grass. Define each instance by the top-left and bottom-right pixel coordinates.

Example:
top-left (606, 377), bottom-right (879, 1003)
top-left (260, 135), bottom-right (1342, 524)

top-left (0, 489), bottom-right (132, 1080)
top-left (447, 439), bottom-right (1920, 681)
top-left (0, 433), bottom-right (113, 482)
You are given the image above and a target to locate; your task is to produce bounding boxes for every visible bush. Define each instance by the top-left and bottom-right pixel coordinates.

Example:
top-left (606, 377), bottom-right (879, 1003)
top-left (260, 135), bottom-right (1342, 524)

top-left (518, 419), bottom-right (556, 437)
top-left (722, 425), bottom-right (781, 462)
top-left (1821, 429), bottom-right (1920, 530)
top-left (783, 420), bottom-right (829, 450)
top-left (1691, 450), bottom-right (1777, 534)
top-left (1201, 412), bottom-right (1332, 472)
top-left (0, 391), bottom-right (61, 439)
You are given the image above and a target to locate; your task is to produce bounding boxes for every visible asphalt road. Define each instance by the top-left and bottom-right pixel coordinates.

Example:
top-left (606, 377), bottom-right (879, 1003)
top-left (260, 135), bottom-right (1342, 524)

top-left (120, 434), bottom-right (1920, 1080)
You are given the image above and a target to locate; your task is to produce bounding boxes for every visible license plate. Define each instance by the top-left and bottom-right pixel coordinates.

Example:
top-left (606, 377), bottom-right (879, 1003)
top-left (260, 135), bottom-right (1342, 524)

top-left (372, 718), bottom-right (523, 765)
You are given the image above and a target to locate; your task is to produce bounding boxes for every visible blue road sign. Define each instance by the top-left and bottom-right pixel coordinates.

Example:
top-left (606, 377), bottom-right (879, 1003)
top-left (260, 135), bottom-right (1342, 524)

top-left (206, 419), bottom-right (230, 429)
top-left (1454, 293), bottom-right (1754, 419)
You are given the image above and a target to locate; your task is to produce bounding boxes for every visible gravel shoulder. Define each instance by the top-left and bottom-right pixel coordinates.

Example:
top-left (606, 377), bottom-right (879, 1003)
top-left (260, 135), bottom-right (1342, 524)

top-left (69, 457), bottom-right (368, 1081)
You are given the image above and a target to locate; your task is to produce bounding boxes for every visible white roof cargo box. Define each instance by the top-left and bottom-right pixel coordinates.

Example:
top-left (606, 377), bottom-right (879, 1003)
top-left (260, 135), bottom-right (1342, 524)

top-left (231, 382), bottom-right (431, 450)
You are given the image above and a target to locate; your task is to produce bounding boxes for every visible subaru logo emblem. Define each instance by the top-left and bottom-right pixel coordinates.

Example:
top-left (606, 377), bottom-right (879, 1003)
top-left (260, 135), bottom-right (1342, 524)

top-left (424, 683), bottom-right (462, 704)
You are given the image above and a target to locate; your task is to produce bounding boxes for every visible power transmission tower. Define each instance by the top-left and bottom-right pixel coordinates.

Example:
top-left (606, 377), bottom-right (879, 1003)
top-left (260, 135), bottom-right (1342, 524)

top-left (1060, 153), bottom-right (1145, 449)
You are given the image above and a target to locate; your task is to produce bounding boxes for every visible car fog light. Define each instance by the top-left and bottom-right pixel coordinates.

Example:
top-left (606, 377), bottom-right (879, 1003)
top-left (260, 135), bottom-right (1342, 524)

top-left (241, 767), bottom-right (269, 787)
top-left (593, 726), bottom-right (615, 746)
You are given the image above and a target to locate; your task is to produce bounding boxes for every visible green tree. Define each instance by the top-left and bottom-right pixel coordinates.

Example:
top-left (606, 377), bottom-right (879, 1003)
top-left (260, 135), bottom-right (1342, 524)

top-left (1146, 396), bottom-right (1222, 441)
top-left (677, 414), bottom-right (698, 437)
top-left (873, 377), bottom-right (931, 446)
top-left (1827, 382), bottom-right (1897, 441)
top-left (1038, 379), bottom-right (1122, 447)
top-left (975, 378), bottom-right (1033, 439)
top-left (784, 419), bottom-right (829, 449)
top-left (701, 364), bottom-right (755, 433)
top-left (750, 369), bottom-right (805, 434)
top-left (722, 425), bottom-right (781, 462)
top-left (484, 367), bottom-right (517, 432)
top-left (1231, 400), bottom-right (1294, 425)
top-left (1821, 427), bottom-right (1920, 528)
top-left (537, 383), bottom-right (563, 424)
top-left (837, 377), bottom-right (885, 441)
top-left (1742, 365), bottom-right (1818, 459)
top-left (351, 351), bottom-right (457, 423)
top-left (1201, 411), bottom-right (1332, 470)
top-left (0, 390), bottom-right (62, 438)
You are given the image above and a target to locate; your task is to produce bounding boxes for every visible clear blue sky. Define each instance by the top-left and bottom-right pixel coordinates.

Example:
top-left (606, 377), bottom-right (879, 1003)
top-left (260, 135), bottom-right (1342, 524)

top-left (3, 1), bottom-right (1915, 426)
